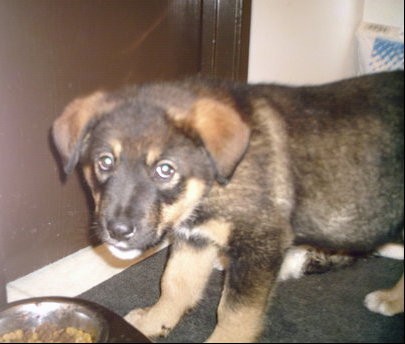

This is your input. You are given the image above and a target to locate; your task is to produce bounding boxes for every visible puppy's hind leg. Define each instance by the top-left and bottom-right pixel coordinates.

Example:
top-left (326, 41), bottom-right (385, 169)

top-left (364, 242), bottom-right (404, 316)
top-left (365, 273), bottom-right (404, 316)
top-left (125, 240), bottom-right (218, 338)
top-left (374, 242), bottom-right (404, 260)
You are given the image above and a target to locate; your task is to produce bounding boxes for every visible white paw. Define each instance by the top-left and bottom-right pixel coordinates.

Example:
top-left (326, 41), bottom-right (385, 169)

top-left (364, 290), bottom-right (403, 316)
top-left (278, 246), bottom-right (308, 281)
top-left (375, 243), bottom-right (404, 260)
top-left (124, 307), bottom-right (174, 338)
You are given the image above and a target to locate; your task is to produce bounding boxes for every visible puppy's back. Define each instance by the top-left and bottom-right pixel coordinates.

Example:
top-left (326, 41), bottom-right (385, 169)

top-left (251, 71), bottom-right (404, 252)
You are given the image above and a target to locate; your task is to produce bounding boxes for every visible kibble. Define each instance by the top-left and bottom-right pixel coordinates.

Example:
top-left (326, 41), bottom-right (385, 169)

top-left (0, 323), bottom-right (93, 343)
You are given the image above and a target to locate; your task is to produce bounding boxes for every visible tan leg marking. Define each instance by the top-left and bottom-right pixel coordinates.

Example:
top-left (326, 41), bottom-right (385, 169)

top-left (125, 242), bottom-right (218, 338)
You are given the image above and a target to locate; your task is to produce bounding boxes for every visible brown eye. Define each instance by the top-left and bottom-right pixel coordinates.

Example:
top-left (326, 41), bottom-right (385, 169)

top-left (154, 161), bottom-right (175, 181)
top-left (97, 153), bottom-right (115, 172)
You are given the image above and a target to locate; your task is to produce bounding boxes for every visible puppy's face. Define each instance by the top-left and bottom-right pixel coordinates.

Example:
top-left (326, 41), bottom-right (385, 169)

top-left (52, 83), bottom-right (250, 259)
top-left (84, 105), bottom-right (215, 258)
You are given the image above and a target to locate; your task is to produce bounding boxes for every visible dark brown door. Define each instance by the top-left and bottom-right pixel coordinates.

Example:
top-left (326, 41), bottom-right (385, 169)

top-left (0, 0), bottom-right (250, 303)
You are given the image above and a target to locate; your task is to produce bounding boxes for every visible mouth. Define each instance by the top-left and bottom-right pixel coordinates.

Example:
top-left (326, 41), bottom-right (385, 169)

top-left (101, 225), bottom-right (169, 260)
top-left (106, 243), bottom-right (143, 260)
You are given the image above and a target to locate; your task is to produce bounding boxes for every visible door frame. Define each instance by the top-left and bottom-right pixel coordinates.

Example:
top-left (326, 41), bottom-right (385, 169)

top-left (201, 0), bottom-right (251, 81)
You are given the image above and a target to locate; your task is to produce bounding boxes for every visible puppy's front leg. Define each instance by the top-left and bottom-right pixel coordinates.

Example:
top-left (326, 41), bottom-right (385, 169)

top-left (125, 240), bottom-right (218, 338)
top-left (206, 247), bottom-right (283, 342)
top-left (206, 287), bottom-right (270, 343)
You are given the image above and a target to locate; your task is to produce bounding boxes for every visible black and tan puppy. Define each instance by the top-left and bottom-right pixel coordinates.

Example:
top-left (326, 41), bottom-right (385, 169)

top-left (52, 71), bottom-right (404, 342)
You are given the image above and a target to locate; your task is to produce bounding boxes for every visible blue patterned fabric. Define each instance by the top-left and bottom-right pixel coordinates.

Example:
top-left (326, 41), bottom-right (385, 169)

top-left (370, 37), bottom-right (404, 71)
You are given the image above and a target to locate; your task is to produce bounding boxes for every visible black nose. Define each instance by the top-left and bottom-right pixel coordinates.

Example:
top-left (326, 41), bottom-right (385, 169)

top-left (107, 220), bottom-right (136, 240)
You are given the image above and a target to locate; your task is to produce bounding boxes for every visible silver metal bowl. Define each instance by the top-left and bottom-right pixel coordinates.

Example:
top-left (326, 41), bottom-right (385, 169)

top-left (0, 297), bottom-right (108, 342)
top-left (0, 297), bottom-right (150, 343)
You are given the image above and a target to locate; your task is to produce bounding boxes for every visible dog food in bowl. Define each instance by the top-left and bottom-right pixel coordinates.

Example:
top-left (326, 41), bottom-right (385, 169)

top-left (0, 323), bottom-right (93, 343)
top-left (0, 297), bottom-right (108, 343)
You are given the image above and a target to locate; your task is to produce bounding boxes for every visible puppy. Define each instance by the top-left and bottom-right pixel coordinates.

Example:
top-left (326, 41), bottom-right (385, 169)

top-left (52, 71), bottom-right (404, 342)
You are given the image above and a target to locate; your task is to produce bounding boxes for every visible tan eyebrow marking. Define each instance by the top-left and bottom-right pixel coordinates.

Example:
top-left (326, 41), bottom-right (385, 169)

top-left (106, 138), bottom-right (123, 163)
top-left (146, 147), bottom-right (162, 166)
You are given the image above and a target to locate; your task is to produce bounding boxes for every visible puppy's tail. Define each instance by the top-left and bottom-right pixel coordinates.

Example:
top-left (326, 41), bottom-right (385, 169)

top-left (278, 245), bottom-right (359, 281)
top-left (302, 247), bottom-right (360, 274)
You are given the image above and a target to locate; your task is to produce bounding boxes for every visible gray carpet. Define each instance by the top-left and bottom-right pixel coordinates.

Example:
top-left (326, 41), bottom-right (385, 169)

top-left (80, 247), bottom-right (404, 343)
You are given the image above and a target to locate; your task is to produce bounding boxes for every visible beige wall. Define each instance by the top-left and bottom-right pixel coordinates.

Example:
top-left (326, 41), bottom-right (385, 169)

top-left (248, 0), bottom-right (403, 85)
top-left (363, 0), bottom-right (404, 27)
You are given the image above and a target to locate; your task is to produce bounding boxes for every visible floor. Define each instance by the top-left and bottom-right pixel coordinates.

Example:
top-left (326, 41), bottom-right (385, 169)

top-left (5, 243), bottom-right (404, 342)
top-left (80, 247), bottom-right (404, 343)
top-left (6, 242), bottom-right (168, 302)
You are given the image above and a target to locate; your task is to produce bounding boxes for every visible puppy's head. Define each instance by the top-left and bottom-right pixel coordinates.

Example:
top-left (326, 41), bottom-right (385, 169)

top-left (52, 82), bottom-right (250, 259)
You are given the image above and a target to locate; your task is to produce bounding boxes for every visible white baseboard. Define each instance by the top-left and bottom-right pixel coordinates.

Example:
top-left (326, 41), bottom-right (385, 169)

top-left (6, 242), bottom-right (168, 302)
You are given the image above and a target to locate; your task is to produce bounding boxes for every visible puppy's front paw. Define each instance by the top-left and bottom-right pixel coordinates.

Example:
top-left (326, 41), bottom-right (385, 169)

top-left (364, 289), bottom-right (404, 316)
top-left (124, 307), bottom-right (175, 338)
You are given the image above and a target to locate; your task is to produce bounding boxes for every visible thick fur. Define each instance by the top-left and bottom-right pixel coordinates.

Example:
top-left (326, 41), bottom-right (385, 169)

top-left (52, 71), bottom-right (404, 342)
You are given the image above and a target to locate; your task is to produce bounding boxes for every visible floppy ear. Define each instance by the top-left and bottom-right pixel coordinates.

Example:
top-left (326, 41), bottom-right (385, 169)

top-left (52, 91), bottom-right (114, 174)
top-left (170, 98), bottom-right (250, 184)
